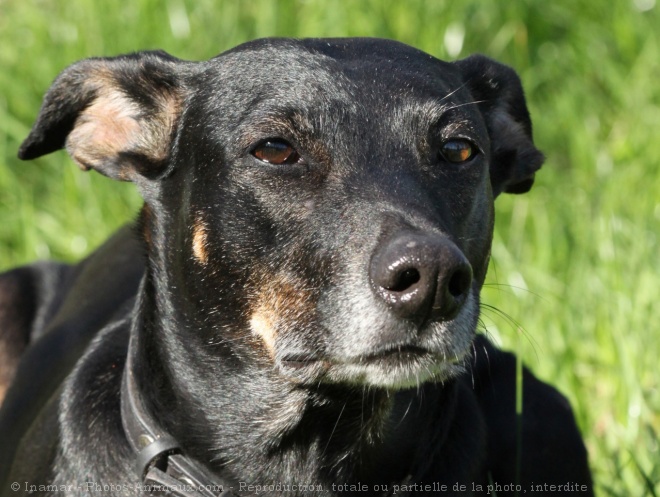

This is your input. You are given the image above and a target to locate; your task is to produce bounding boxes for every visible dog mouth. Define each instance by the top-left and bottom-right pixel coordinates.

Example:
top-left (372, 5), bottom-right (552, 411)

top-left (280, 344), bottom-right (428, 368)
top-left (279, 354), bottom-right (320, 370)
top-left (359, 343), bottom-right (429, 362)
top-left (278, 343), bottom-right (469, 388)
top-left (275, 298), bottom-right (477, 387)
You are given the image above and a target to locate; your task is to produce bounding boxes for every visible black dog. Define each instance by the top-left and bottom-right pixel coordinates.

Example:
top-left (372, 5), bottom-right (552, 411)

top-left (0, 38), bottom-right (593, 496)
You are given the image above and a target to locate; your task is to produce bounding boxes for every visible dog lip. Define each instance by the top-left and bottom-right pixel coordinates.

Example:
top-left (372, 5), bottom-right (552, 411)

top-left (279, 354), bottom-right (319, 369)
top-left (349, 343), bottom-right (470, 366)
top-left (359, 344), bottom-right (429, 362)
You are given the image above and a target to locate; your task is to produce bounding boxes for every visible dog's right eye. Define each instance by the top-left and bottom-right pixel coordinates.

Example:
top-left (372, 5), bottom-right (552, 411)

top-left (251, 140), bottom-right (301, 165)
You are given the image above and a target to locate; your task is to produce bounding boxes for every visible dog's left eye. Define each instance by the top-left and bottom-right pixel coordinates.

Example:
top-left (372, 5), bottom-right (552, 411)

top-left (251, 140), bottom-right (301, 165)
top-left (439, 139), bottom-right (477, 164)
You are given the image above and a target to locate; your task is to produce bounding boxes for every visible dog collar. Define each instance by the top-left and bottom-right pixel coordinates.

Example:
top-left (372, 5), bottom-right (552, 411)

top-left (121, 331), bottom-right (240, 497)
top-left (119, 321), bottom-right (414, 497)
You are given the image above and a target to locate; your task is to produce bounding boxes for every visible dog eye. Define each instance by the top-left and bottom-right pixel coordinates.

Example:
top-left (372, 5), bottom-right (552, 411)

top-left (251, 140), bottom-right (301, 165)
top-left (439, 139), bottom-right (476, 164)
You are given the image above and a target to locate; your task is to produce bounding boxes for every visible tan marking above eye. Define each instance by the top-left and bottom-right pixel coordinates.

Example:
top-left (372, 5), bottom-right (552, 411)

top-left (192, 217), bottom-right (209, 265)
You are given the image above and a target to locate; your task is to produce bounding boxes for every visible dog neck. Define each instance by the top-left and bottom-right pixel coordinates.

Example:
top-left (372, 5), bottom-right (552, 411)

top-left (130, 276), bottom-right (462, 491)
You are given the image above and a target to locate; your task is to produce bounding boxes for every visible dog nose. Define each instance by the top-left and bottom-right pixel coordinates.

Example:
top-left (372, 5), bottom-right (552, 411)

top-left (369, 232), bottom-right (473, 324)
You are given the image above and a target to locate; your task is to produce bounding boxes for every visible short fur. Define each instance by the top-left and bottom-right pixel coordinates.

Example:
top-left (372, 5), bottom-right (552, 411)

top-left (0, 38), bottom-right (591, 496)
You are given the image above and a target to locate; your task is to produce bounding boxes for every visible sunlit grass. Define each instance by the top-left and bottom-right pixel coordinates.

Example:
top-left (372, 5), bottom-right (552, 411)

top-left (0, 0), bottom-right (658, 494)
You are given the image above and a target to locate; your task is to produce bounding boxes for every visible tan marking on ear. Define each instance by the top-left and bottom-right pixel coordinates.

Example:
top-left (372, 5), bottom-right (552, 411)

top-left (67, 90), bottom-right (141, 173)
top-left (65, 66), bottom-right (182, 179)
top-left (192, 217), bottom-right (209, 265)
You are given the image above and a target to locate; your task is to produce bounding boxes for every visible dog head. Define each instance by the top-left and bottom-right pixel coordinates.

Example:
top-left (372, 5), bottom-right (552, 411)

top-left (20, 38), bottom-right (543, 390)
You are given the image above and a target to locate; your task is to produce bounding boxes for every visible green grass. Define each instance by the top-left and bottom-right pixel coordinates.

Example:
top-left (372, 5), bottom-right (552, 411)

top-left (1, 0), bottom-right (658, 494)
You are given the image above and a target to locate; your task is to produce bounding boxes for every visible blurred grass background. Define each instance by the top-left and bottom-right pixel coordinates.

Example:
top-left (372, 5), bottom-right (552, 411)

top-left (0, 0), bottom-right (658, 494)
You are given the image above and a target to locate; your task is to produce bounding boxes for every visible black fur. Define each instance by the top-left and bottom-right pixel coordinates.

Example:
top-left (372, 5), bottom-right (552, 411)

top-left (0, 38), bottom-right (590, 496)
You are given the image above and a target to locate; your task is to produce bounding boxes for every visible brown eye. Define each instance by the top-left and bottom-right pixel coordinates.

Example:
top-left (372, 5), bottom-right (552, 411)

top-left (252, 140), bottom-right (301, 165)
top-left (440, 139), bottom-right (476, 163)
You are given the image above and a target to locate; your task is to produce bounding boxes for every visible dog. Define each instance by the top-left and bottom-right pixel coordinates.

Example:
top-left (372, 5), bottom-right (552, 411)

top-left (0, 38), bottom-right (593, 496)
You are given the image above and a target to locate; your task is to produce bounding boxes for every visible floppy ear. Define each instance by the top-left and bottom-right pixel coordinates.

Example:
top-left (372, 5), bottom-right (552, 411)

top-left (18, 51), bottom-right (184, 182)
top-left (454, 55), bottom-right (544, 197)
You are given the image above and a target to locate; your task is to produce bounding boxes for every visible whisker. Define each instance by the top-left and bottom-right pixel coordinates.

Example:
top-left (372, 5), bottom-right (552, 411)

top-left (439, 81), bottom-right (470, 102)
top-left (482, 282), bottom-right (546, 301)
top-left (396, 398), bottom-right (415, 427)
top-left (443, 99), bottom-right (487, 111)
top-left (321, 401), bottom-right (347, 458)
top-left (480, 303), bottom-right (541, 362)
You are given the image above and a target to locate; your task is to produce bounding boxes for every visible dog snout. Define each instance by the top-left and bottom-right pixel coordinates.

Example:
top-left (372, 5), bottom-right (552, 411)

top-left (369, 232), bottom-right (473, 324)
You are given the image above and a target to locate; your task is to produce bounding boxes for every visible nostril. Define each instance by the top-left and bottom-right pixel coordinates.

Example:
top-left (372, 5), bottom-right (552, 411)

top-left (370, 230), bottom-right (473, 323)
top-left (386, 267), bottom-right (421, 292)
top-left (447, 266), bottom-right (472, 298)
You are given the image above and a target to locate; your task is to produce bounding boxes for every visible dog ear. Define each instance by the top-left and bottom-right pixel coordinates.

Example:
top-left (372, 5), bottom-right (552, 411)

top-left (18, 51), bottom-right (184, 182)
top-left (454, 55), bottom-right (544, 197)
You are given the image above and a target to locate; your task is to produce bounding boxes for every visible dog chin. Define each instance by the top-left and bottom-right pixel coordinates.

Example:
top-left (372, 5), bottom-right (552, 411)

top-left (327, 353), bottom-right (469, 389)
top-left (275, 350), bottom-right (469, 389)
